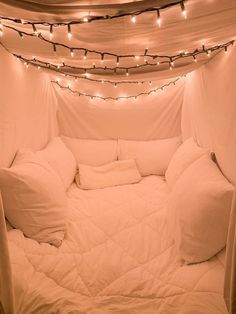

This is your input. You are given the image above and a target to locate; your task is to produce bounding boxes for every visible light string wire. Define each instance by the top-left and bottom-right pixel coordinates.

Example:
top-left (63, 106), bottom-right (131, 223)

top-left (14, 40), bottom-right (234, 76)
top-left (15, 53), bottom-right (147, 86)
top-left (0, 0), bottom-right (186, 27)
top-left (0, 23), bottom-right (207, 66)
top-left (51, 76), bottom-right (184, 101)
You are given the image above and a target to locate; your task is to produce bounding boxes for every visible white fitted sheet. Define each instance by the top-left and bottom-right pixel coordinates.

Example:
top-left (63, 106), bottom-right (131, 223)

top-left (7, 175), bottom-right (227, 314)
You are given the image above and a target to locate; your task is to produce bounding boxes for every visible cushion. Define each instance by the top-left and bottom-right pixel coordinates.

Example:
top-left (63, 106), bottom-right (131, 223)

top-left (61, 136), bottom-right (118, 167)
top-left (165, 137), bottom-right (207, 189)
top-left (168, 154), bottom-right (234, 264)
top-left (36, 137), bottom-right (77, 190)
top-left (0, 153), bottom-right (67, 247)
top-left (76, 159), bottom-right (141, 190)
top-left (118, 137), bottom-right (181, 176)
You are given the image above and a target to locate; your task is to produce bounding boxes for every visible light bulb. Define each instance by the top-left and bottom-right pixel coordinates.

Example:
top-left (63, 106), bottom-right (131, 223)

top-left (180, 1), bottom-right (187, 19)
top-left (83, 50), bottom-right (88, 60)
top-left (156, 10), bottom-right (161, 27)
top-left (126, 69), bottom-right (129, 76)
top-left (116, 56), bottom-right (119, 66)
top-left (131, 15), bottom-right (136, 23)
top-left (49, 25), bottom-right (53, 39)
top-left (83, 17), bottom-right (89, 22)
top-left (67, 24), bottom-right (72, 39)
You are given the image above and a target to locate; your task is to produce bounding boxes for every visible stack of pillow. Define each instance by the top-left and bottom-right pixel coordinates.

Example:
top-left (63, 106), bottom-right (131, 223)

top-left (0, 134), bottom-right (234, 262)
top-left (0, 138), bottom-right (77, 247)
top-left (165, 138), bottom-right (234, 264)
top-left (62, 135), bottom-right (181, 189)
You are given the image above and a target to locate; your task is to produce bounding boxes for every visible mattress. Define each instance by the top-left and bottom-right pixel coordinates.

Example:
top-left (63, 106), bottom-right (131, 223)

top-left (7, 175), bottom-right (227, 314)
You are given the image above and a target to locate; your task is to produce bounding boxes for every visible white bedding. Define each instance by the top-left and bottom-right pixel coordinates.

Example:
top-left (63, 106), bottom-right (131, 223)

top-left (7, 176), bottom-right (227, 314)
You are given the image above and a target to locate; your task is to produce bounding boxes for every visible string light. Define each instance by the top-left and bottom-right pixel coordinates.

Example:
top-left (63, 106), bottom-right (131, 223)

top-left (0, 1), bottom-right (186, 28)
top-left (156, 10), bottom-right (161, 27)
top-left (4, 24), bottom-right (228, 68)
top-left (52, 76), bottom-right (183, 101)
top-left (13, 40), bottom-right (234, 79)
top-left (70, 48), bottom-right (74, 57)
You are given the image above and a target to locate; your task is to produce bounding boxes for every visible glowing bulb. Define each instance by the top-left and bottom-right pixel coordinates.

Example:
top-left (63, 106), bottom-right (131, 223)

top-left (83, 50), bottom-right (88, 60)
top-left (37, 66), bottom-right (41, 70)
top-left (126, 69), bottom-right (129, 76)
top-left (0, 26), bottom-right (3, 37)
top-left (70, 49), bottom-right (74, 57)
top-left (149, 81), bottom-right (152, 86)
top-left (32, 24), bottom-right (38, 35)
top-left (193, 55), bottom-right (197, 62)
top-left (169, 63), bottom-right (173, 70)
top-left (224, 46), bottom-right (228, 54)
top-left (49, 25), bottom-right (53, 39)
top-left (19, 32), bottom-right (23, 39)
top-left (156, 10), bottom-right (161, 27)
top-left (207, 50), bottom-right (211, 57)
top-left (83, 17), bottom-right (89, 22)
top-left (180, 1), bottom-right (187, 19)
top-left (157, 61), bottom-right (160, 66)
top-left (131, 15), bottom-right (136, 23)
top-left (114, 83), bottom-right (117, 88)
top-left (116, 56), bottom-right (119, 66)
top-left (67, 24), bottom-right (72, 39)
top-left (135, 55), bottom-right (140, 60)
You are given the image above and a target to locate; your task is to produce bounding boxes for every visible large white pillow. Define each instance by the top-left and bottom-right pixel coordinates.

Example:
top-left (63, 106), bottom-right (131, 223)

top-left (165, 137), bottom-right (207, 189)
top-left (118, 137), bottom-right (181, 176)
top-left (61, 136), bottom-right (118, 167)
top-left (168, 154), bottom-right (234, 264)
top-left (36, 137), bottom-right (77, 190)
top-left (76, 159), bottom-right (141, 190)
top-left (0, 153), bottom-right (67, 247)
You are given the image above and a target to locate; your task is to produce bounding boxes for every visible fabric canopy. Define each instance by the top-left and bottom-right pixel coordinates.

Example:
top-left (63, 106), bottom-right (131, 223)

top-left (1, 1), bottom-right (236, 313)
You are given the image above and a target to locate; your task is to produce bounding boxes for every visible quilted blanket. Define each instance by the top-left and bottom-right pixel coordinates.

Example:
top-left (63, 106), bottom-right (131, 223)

top-left (7, 176), bottom-right (227, 314)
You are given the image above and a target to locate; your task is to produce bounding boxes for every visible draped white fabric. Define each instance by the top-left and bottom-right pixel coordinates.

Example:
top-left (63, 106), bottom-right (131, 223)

top-left (0, 0), bottom-right (236, 313)
top-left (182, 43), bottom-right (236, 314)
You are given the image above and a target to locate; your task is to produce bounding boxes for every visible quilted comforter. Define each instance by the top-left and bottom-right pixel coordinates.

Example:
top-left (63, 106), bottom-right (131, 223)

top-left (7, 175), bottom-right (227, 314)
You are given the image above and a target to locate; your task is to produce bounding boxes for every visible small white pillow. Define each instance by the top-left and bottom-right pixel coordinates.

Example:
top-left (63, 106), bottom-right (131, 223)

top-left (0, 153), bottom-right (67, 247)
top-left (118, 137), bottom-right (181, 176)
top-left (61, 136), bottom-right (118, 167)
top-left (168, 154), bottom-right (234, 264)
top-left (76, 159), bottom-right (141, 190)
top-left (36, 137), bottom-right (77, 190)
top-left (165, 137), bottom-right (207, 189)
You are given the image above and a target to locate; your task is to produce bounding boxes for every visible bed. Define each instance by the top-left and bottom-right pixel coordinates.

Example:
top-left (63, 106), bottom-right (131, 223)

top-left (7, 175), bottom-right (227, 314)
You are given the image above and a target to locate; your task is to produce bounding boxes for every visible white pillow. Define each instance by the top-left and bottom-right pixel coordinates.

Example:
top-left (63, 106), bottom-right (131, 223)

top-left (168, 154), bottom-right (234, 264)
top-left (118, 137), bottom-right (181, 176)
top-left (76, 159), bottom-right (141, 190)
top-left (61, 136), bottom-right (118, 167)
top-left (36, 137), bottom-right (77, 190)
top-left (165, 137), bottom-right (207, 189)
top-left (0, 153), bottom-right (67, 247)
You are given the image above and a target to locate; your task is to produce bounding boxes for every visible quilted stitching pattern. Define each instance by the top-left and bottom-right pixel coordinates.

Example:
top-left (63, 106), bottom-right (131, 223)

top-left (7, 176), bottom-right (227, 314)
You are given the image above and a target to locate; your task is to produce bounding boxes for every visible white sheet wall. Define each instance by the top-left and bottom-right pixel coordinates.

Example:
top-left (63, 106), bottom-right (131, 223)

top-left (56, 78), bottom-right (184, 140)
top-left (182, 44), bottom-right (236, 186)
top-left (0, 45), bottom-right (58, 168)
top-left (182, 43), bottom-right (236, 314)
